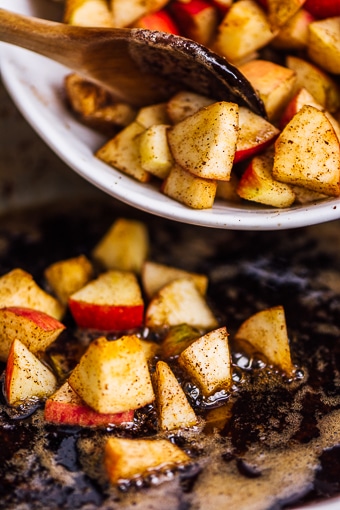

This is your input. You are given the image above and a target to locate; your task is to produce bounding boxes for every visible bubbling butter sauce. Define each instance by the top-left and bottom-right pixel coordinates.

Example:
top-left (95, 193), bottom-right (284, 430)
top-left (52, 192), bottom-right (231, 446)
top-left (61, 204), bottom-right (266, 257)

top-left (0, 198), bottom-right (339, 510)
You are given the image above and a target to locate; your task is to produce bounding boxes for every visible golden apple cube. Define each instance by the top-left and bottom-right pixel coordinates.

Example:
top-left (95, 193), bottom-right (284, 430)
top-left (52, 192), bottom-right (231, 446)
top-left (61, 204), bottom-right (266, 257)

top-left (273, 105), bottom-right (340, 196)
top-left (0, 268), bottom-right (64, 320)
top-left (64, 0), bottom-right (113, 26)
top-left (92, 218), bottom-right (149, 274)
top-left (135, 102), bottom-right (171, 128)
top-left (5, 338), bottom-right (57, 406)
top-left (167, 101), bottom-right (239, 180)
top-left (267, 0), bottom-right (305, 29)
top-left (142, 260), bottom-right (208, 299)
top-left (68, 335), bottom-right (155, 414)
top-left (154, 360), bottom-right (197, 431)
top-left (308, 17), bottom-right (340, 75)
top-left (234, 306), bottom-right (294, 374)
top-left (178, 327), bottom-right (232, 396)
top-left (145, 277), bottom-right (218, 329)
top-left (110, 0), bottom-right (170, 28)
top-left (139, 124), bottom-right (174, 179)
top-left (44, 254), bottom-right (94, 305)
top-left (166, 90), bottom-right (214, 124)
top-left (162, 164), bottom-right (217, 209)
top-left (105, 436), bottom-right (190, 483)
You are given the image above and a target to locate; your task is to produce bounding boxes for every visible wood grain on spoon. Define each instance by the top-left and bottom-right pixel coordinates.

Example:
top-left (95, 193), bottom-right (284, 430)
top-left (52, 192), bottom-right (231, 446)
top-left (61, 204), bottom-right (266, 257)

top-left (0, 8), bottom-right (265, 115)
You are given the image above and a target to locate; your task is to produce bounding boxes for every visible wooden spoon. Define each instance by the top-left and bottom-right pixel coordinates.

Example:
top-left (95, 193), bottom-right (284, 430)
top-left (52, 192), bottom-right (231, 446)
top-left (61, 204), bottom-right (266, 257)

top-left (0, 8), bottom-right (265, 115)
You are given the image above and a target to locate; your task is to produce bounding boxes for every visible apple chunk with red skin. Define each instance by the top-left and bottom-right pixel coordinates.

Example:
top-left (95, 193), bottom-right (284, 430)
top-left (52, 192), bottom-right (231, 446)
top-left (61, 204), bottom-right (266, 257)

top-left (170, 0), bottom-right (219, 46)
top-left (44, 381), bottom-right (134, 427)
top-left (68, 270), bottom-right (144, 330)
top-left (304, 0), bottom-right (340, 19)
top-left (0, 306), bottom-right (65, 362)
top-left (5, 338), bottom-right (57, 406)
top-left (134, 9), bottom-right (180, 34)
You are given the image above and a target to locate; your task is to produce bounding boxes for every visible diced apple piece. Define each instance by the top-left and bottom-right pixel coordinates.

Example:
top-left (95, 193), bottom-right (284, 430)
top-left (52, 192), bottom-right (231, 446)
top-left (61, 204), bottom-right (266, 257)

top-left (95, 121), bottom-right (151, 183)
top-left (69, 335), bottom-right (155, 413)
top-left (166, 91), bottom-right (214, 124)
top-left (161, 324), bottom-right (201, 358)
top-left (213, 0), bottom-right (276, 64)
top-left (135, 102), bottom-right (171, 128)
top-left (170, 0), bottom-right (219, 46)
top-left (161, 163), bottom-right (217, 209)
top-left (272, 8), bottom-right (314, 50)
top-left (204, 401), bottom-right (234, 433)
top-left (44, 381), bottom-right (134, 427)
top-left (234, 305), bottom-right (294, 374)
top-left (44, 255), bottom-right (94, 305)
top-left (178, 327), bottom-right (232, 396)
top-left (234, 106), bottom-right (280, 164)
top-left (273, 105), bottom-right (340, 196)
top-left (168, 101), bottom-right (239, 180)
top-left (216, 174), bottom-right (241, 203)
top-left (154, 360), bottom-right (197, 430)
top-left (139, 339), bottom-right (160, 360)
top-left (63, 0), bottom-right (113, 26)
top-left (68, 270), bottom-right (144, 330)
top-left (266, 0), bottom-right (306, 29)
top-left (307, 17), bottom-right (340, 75)
top-left (239, 59), bottom-right (297, 121)
top-left (145, 277), bottom-right (218, 329)
top-left (134, 9), bottom-right (180, 34)
top-left (304, 0), bottom-right (340, 19)
top-left (237, 149), bottom-right (296, 207)
top-left (292, 185), bottom-right (328, 204)
top-left (139, 124), bottom-right (174, 179)
top-left (142, 260), bottom-right (208, 299)
top-left (286, 55), bottom-right (340, 113)
top-left (92, 218), bottom-right (149, 274)
top-left (0, 268), bottom-right (64, 320)
top-left (110, 0), bottom-right (170, 27)
top-left (0, 307), bottom-right (65, 362)
top-left (105, 436), bottom-right (190, 484)
top-left (5, 339), bottom-right (57, 406)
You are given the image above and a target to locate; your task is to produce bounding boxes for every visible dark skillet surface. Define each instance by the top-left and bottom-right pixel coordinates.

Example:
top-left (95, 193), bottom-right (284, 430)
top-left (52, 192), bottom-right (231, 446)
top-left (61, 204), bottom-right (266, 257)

top-left (0, 198), bottom-right (339, 510)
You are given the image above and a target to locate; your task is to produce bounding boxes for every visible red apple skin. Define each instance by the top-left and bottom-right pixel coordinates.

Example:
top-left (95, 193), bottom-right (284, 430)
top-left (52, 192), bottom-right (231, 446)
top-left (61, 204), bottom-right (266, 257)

top-left (68, 300), bottom-right (144, 330)
top-left (170, 0), bottom-right (219, 44)
top-left (304, 0), bottom-right (340, 19)
top-left (3, 306), bottom-right (65, 331)
top-left (234, 137), bottom-right (277, 164)
top-left (135, 9), bottom-right (180, 34)
top-left (44, 398), bottom-right (134, 427)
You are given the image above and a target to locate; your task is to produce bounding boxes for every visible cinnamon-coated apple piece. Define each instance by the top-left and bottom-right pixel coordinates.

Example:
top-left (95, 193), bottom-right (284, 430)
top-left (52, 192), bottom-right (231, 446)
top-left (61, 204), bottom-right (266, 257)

top-left (266, 0), bottom-right (306, 29)
top-left (271, 8), bottom-right (314, 50)
top-left (237, 149), bottom-right (296, 207)
top-left (133, 9), bottom-right (180, 34)
top-left (44, 381), bottom-right (134, 427)
top-left (166, 90), bottom-right (214, 124)
top-left (92, 218), bottom-right (149, 274)
top-left (68, 270), bottom-right (144, 330)
top-left (170, 0), bottom-right (219, 46)
top-left (135, 102), bottom-right (171, 128)
top-left (178, 327), bottom-right (232, 396)
top-left (145, 277), bottom-right (218, 329)
top-left (63, 0), bottom-right (113, 26)
top-left (105, 436), bottom-right (190, 484)
top-left (234, 305), bottom-right (294, 374)
top-left (273, 105), bottom-right (340, 196)
top-left (110, 0), bottom-right (170, 27)
top-left (153, 360), bottom-right (198, 431)
top-left (0, 306), bottom-right (65, 362)
top-left (138, 124), bottom-right (174, 179)
top-left (0, 268), bottom-right (64, 320)
top-left (5, 338), bottom-right (57, 406)
top-left (307, 17), bottom-right (340, 75)
top-left (69, 335), bottom-right (155, 414)
top-left (167, 101), bottom-right (239, 180)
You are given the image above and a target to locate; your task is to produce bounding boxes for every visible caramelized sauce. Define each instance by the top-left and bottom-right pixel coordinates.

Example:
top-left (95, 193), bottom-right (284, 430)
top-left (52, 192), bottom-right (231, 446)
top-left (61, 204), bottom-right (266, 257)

top-left (0, 198), bottom-right (339, 509)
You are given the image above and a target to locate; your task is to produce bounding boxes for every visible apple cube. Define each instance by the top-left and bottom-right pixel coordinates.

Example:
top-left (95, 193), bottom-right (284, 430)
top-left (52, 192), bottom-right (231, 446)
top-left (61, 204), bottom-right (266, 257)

top-left (0, 268), bottom-right (64, 320)
top-left (170, 0), bottom-right (219, 46)
top-left (292, 185), bottom-right (328, 205)
top-left (166, 90), bottom-right (214, 124)
top-left (304, 0), bottom-right (340, 19)
top-left (216, 174), bottom-right (241, 203)
top-left (167, 101), bottom-right (239, 180)
top-left (213, 0), bottom-right (276, 64)
top-left (105, 436), bottom-right (190, 484)
top-left (63, 0), bottom-right (113, 26)
top-left (145, 277), bottom-right (218, 329)
top-left (5, 338), bottom-right (57, 406)
top-left (160, 324), bottom-right (201, 358)
top-left (68, 270), bottom-right (144, 330)
top-left (44, 254), bottom-right (94, 305)
top-left (286, 55), bottom-right (340, 113)
top-left (110, 0), bottom-right (170, 28)
top-left (138, 124), bottom-right (174, 179)
top-left (141, 260), bottom-right (208, 299)
top-left (44, 381), bottom-right (134, 427)
top-left (161, 163), bottom-right (217, 209)
top-left (133, 9), bottom-right (180, 34)
top-left (135, 102), bottom-right (171, 129)
top-left (266, 0), bottom-right (306, 29)
top-left (234, 305), bottom-right (294, 374)
top-left (239, 59), bottom-right (297, 121)
top-left (307, 17), bottom-right (340, 75)
top-left (69, 335), bottom-right (155, 413)
top-left (272, 105), bottom-right (340, 196)
top-left (178, 327), bottom-right (232, 396)
top-left (272, 8), bottom-right (314, 50)
top-left (92, 218), bottom-right (149, 274)
top-left (234, 106), bottom-right (280, 164)
top-left (0, 306), bottom-right (65, 362)
top-left (95, 121), bottom-right (151, 183)
top-left (153, 360), bottom-right (198, 431)
top-left (237, 149), bottom-right (296, 207)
